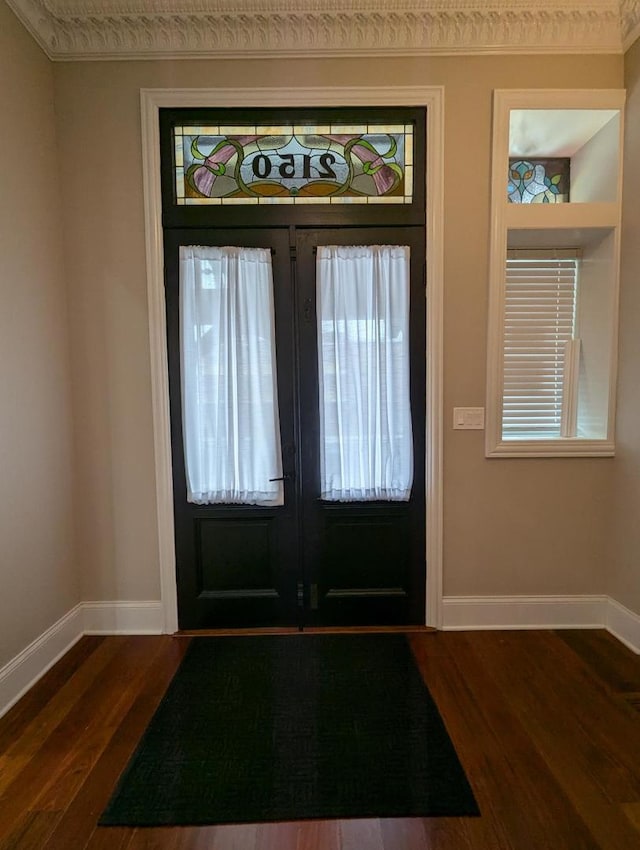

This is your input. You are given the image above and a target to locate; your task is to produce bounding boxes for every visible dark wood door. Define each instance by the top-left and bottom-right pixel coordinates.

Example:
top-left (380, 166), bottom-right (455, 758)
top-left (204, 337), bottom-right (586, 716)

top-left (165, 227), bottom-right (300, 628)
top-left (166, 226), bottom-right (426, 629)
top-left (295, 227), bottom-right (426, 625)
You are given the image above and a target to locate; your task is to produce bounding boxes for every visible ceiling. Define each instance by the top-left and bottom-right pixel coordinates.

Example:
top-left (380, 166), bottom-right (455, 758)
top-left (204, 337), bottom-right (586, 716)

top-left (6, 0), bottom-right (640, 61)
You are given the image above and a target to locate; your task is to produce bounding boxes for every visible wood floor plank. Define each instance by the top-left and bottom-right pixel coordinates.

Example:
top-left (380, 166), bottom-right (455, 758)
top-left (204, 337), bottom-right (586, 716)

top-left (178, 824), bottom-right (258, 850)
top-left (339, 818), bottom-right (384, 850)
top-left (174, 822), bottom-right (306, 850)
top-left (380, 817), bottom-right (430, 850)
top-left (0, 637), bottom-right (169, 843)
top-left (171, 829), bottom-right (218, 850)
top-left (41, 637), bottom-right (190, 850)
top-left (556, 630), bottom-right (640, 695)
top-left (0, 637), bottom-right (125, 795)
top-left (468, 630), bottom-right (640, 850)
top-left (496, 630), bottom-right (640, 801)
top-left (410, 631), bottom-right (600, 850)
top-left (407, 640), bottom-right (512, 850)
top-left (83, 826), bottom-right (133, 850)
top-left (122, 825), bottom-right (261, 850)
top-left (124, 827), bottom-right (185, 850)
top-left (254, 821), bottom-right (301, 850)
top-left (29, 637), bottom-right (171, 815)
top-left (621, 802), bottom-right (640, 832)
top-left (421, 816), bottom-right (495, 850)
top-left (540, 631), bottom-right (640, 801)
top-left (0, 636), bottom-right (105, 753)
top-left (295, 820), bottom-right (340, 850)
top-left (0, 812), bottom-right (60, 850)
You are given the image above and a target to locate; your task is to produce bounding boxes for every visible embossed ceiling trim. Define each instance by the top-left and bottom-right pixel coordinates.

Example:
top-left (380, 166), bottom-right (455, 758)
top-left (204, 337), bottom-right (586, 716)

top-left (5, 0), bottom-right (638, 61)
top-left (622, 0), bottom-right (640, 48)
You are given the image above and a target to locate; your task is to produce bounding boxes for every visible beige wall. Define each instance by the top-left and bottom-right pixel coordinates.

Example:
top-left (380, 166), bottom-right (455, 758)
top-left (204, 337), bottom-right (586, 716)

top-left (0, 3), bottom-right (79, 666)
top-left (52, 53), bottom-right (622, 607)
top-left (611, 39), bottom-right (640, 617)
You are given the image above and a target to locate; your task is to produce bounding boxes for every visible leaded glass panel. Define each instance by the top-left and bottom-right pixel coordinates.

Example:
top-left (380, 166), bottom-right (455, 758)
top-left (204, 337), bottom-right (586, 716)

top-left (173, 124), bottom-right (413, 205)
top-left (507, 158), bottom-right (570, 204)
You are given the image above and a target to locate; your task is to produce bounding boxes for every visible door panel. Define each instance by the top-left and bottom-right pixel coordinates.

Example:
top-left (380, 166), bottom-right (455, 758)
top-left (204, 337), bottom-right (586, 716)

top-left (295, 228), bottom-right (426, 625)
top-left (165, 228), bottom-right (299, 628)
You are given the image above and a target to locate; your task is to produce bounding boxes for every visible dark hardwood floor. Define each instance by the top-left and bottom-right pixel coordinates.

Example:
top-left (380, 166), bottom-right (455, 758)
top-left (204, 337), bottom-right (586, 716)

top-left (0, 628), bottom-right (639, 849)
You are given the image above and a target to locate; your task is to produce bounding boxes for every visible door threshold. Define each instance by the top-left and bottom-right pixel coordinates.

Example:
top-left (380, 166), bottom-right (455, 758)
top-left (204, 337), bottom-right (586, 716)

top-left (175, 625), bottom-right (437, 637)
top-left (301, 625), bottom-right (436, 634)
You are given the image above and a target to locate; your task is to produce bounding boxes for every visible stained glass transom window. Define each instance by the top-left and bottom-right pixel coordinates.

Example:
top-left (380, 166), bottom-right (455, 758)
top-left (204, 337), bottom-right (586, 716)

top-left (508, 158), bottom-right (570, 204)
top-left (173, 124), bottom-right (413, 205)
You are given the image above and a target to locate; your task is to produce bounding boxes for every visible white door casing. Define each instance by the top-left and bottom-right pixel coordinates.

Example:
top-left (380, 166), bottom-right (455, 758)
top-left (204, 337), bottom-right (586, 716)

top-left (140, 86), bottom-right (445, 633)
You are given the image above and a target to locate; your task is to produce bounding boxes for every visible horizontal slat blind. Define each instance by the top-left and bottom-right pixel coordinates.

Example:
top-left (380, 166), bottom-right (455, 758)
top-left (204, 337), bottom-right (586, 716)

top-left (502, 254), bottom-right (578, 439)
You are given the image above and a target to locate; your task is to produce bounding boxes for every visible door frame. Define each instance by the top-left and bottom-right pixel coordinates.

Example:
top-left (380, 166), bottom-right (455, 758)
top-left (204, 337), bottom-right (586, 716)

top-left (140, 85), bottom-right (445, 633)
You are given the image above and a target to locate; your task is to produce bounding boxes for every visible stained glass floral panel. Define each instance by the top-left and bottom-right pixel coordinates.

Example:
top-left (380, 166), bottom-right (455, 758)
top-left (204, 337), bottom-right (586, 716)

top-left (508, 158), bottom-right (570, 204)
top-left (173, 124), bottom-right (413, 205)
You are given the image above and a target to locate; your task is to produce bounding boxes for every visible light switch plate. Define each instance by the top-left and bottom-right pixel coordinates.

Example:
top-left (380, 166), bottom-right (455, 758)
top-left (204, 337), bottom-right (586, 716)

top-left (453, 407), bottom-right (485, 430)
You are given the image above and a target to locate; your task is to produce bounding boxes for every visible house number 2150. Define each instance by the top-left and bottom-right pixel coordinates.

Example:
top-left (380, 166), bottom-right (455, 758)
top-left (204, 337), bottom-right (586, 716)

top-left (251, 153), bottom-right (338, 180)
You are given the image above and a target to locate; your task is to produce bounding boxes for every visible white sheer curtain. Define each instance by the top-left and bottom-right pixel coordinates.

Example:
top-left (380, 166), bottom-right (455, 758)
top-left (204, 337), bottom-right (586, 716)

top-left (317, 244), bottom-right (413, 502)
top-left (180, 246), bottom-right (283, 506)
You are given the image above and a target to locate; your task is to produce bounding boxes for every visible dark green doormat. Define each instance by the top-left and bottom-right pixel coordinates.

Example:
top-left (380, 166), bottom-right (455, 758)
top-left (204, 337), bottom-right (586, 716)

top-left (100, 634), bottom-right (479, 825)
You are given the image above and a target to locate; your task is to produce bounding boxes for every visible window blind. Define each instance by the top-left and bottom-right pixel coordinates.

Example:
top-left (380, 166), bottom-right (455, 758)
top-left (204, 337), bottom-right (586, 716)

top-left (502, 253), bottom-right (578, 439)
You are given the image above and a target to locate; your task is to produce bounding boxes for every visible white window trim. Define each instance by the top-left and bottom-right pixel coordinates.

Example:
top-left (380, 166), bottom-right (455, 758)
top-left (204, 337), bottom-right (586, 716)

top-left (485, 88), bottom-right (625, 459)
top-left (140, 86), bottom-right (445, 633)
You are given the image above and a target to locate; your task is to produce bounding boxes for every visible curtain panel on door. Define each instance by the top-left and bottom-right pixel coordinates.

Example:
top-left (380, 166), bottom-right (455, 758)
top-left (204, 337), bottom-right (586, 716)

top-left (317, 244), bottom-right (413, 502)
top-left (180, 245), bottom-right (284, 506)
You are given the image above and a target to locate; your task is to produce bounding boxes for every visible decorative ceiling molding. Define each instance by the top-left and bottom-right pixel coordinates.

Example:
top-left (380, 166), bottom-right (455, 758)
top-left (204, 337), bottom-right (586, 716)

top-left (621, 0), bottom-right (640, 49)
top-left (5, 0), bottom-right (638, 61)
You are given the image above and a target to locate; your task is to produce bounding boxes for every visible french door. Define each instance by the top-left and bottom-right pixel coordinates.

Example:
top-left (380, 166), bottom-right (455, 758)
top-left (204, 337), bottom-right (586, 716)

top-left (165, 225), bottom-right (425, 629)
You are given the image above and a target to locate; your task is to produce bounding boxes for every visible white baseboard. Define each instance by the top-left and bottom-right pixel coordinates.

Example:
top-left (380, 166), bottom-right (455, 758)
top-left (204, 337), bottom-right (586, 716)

top-left (442, 594), bottom-right (640, 654)
top-left (2, 594), bottom-right (637, 721)
top-left (82, 600), bottom-right (164, 635)
top-left (442, 594), bottom-right (609, 631)
top-left (606, 597), bottom-right (640, 655)
top-left (0, 604), bottom-right (84, 720)
top-left (0, 600), bottom-right (164, 719)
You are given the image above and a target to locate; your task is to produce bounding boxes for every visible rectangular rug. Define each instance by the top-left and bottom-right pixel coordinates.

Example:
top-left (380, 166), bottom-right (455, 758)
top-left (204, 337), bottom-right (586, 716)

top-left (100, 633), bottom-right (479, 825)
